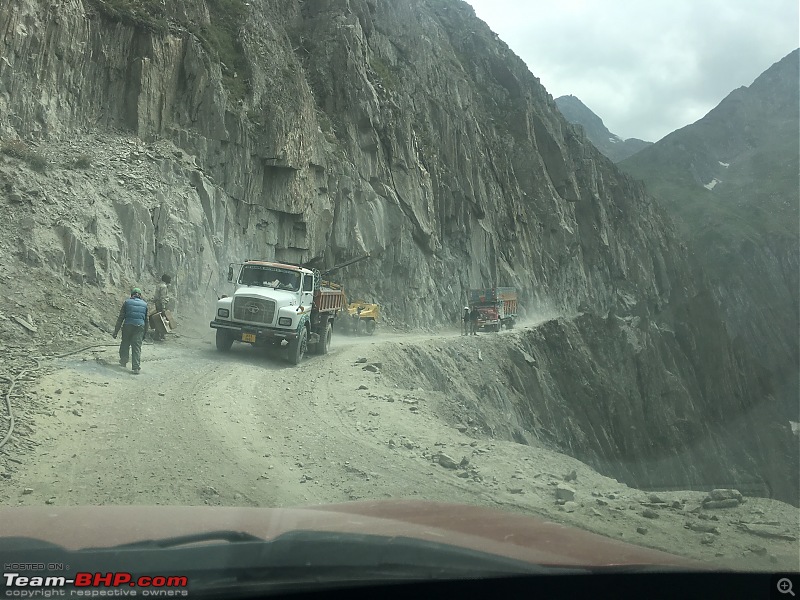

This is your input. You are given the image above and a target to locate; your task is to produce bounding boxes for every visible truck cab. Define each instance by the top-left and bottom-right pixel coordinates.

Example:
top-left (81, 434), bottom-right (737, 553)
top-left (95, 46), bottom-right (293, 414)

top-left (476, 304), bottom-right (500, 331)
top-left (210, 261), bottom-right (320, 362)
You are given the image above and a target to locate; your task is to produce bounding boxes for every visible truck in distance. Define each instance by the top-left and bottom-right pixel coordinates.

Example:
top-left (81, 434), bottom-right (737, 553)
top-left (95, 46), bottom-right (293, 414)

top-left (469, 287), bottom-right (518, 332)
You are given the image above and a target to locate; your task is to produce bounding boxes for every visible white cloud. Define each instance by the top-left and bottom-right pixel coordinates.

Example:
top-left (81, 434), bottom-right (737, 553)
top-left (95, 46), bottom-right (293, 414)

top-left (464, 0), bottom-right (799, 141)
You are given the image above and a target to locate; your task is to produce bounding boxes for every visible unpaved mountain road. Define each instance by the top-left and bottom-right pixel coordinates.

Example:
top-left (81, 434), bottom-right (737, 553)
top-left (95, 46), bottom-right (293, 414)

top-left (0, 320), bottom-right (797, 571)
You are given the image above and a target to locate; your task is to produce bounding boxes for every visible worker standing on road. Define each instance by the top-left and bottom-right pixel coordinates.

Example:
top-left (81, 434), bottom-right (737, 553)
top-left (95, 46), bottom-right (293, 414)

top-left (153, 274), bottom-right (171, 341)
top-left (113, 287), bottom-right (149, 375)
top-left (462, 306), bottom-right (470, 336)
top-left (355, 305), bottom-right (364, 335)
top-left (155, 274), bottom-right (171, 313)
top-left (470, 307), bottom-right (479, 336)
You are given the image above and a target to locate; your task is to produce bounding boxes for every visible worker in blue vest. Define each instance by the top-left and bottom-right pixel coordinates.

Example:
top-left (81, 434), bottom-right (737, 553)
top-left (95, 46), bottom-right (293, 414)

top-left (113, 287), bottom-right (149, 374)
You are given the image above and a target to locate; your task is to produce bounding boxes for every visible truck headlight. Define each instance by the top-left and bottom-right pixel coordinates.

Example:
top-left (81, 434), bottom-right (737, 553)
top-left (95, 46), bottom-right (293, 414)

top-left (278, 317), bottom-right (293, 327)
top-left (217, 308), bottom-right (230, 318)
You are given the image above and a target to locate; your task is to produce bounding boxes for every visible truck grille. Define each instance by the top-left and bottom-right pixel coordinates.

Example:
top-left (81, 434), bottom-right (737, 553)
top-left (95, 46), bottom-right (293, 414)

top-left (233, 297), bottom-right (276, 325)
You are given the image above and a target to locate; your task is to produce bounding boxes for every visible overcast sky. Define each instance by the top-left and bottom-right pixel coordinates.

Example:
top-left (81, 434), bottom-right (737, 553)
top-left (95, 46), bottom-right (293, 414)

top-left (464, 0), bottom-right (799, 142)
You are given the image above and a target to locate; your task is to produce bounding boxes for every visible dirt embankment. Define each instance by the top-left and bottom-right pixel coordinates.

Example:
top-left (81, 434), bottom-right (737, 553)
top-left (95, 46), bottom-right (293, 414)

top-left (0, 315), bottom-right (797, 571)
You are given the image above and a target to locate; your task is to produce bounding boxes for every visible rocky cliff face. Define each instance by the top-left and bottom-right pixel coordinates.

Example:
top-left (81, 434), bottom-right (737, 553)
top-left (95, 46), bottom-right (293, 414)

top-left (0, 0), bottom-right (689, 320)
top-left (0, 0), bottom-right (795, 502)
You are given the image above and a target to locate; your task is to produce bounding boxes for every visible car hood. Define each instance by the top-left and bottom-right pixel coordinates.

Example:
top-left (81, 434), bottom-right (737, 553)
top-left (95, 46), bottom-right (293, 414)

top-left (0, 500), bottom-right (698, 569)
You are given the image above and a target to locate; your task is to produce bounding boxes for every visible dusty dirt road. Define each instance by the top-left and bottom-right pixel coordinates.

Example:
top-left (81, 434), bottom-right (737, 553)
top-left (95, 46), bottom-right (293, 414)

top-left (0, 320), bottom-right (798, 571)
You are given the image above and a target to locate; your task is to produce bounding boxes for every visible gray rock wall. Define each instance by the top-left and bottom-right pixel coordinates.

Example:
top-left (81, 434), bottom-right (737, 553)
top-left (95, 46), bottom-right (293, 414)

top-left (0, 0), bottom-right (682, 321)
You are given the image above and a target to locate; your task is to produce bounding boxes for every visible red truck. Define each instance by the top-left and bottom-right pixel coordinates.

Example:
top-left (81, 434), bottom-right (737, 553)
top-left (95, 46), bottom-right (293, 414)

top-left (469, 287), bottom-right (518, 332)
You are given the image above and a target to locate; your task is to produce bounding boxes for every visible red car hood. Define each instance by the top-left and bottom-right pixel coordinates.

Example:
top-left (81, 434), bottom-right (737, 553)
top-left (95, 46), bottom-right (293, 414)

top-left (0, 500), bottom-right (699, 569)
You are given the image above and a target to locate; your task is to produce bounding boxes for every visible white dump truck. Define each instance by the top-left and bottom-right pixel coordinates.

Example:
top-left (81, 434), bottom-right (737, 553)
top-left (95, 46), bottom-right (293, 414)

top-left (210, 255), bottom-right (368, 364)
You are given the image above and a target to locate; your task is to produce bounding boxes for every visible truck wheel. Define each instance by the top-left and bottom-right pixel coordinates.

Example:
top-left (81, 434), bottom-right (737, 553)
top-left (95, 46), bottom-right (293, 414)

top-left (288, 327), bottom-right (307, 365)
top-left (507, 319), bottom-right (515, 330)
top-left (365, 319), bottom-right (376, 335)
top-left (317, 322), bottom-right (332, 355)
top-left (215, 329), bottom-right (234, 352)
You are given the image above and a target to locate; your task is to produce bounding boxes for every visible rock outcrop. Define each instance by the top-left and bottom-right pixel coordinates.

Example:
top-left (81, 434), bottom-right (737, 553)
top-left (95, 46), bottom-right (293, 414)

top-left (383, 315), bottom-right (797, 504)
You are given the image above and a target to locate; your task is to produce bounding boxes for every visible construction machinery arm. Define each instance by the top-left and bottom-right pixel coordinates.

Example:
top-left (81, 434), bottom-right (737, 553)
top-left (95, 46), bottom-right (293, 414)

top-left (318, 254), bottom-right (370, 276)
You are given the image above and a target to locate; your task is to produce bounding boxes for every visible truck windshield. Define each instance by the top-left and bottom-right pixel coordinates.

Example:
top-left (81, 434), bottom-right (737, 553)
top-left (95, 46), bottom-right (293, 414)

top-left (240, 266), bottom-right (301, 291)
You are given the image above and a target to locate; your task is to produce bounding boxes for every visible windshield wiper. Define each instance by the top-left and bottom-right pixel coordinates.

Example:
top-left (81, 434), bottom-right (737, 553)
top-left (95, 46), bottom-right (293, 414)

top-left (86, 530), bottom-right (266, 550)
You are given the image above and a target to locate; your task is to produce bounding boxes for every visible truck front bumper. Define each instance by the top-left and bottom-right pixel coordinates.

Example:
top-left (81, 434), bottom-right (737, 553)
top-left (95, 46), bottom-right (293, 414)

top-left (210, 320), bottom-right (298, 343)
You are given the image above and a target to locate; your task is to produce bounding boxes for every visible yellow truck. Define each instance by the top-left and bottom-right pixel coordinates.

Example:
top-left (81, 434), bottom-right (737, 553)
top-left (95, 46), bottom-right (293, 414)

top-left (343, 300), bottom-right (379, 335)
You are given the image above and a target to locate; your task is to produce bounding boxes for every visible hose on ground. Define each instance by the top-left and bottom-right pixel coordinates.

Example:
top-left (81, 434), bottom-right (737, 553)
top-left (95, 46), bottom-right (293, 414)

top-left (0, 342), bottom-right (131, 451)
top-left (0, 332), bottom-right (198, 450)
top-left (0, 357), bottom-right (39, 450)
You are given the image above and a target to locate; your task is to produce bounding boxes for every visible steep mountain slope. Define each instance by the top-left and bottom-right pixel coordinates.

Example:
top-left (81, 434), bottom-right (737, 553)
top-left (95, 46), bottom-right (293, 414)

top-left (556, 95), bottom-right (652, 162)
top-left (620, 50), bottom-right (800, 421)
top-left (0, 0), bottom-right (796, 502)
